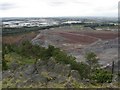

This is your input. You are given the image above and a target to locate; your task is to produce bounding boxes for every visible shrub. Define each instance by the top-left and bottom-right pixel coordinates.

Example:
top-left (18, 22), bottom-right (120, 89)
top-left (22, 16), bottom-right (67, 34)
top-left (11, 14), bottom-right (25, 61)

top-left (2, 60), bottom-right (8, 70)
top-left (91, 69), bottom-right (113, 83)
top-left (85, 52), bottom-right (100, 72)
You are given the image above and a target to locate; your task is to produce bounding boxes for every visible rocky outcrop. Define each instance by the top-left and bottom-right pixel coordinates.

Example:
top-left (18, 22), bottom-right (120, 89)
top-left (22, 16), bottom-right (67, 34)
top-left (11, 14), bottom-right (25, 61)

top-left (2, 58), bottom-right (81, 88)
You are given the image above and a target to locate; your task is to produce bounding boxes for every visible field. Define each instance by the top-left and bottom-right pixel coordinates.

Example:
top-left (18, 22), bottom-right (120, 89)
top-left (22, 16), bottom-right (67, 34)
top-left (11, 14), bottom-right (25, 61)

top-left (3, 31), bottom-right (38, 44)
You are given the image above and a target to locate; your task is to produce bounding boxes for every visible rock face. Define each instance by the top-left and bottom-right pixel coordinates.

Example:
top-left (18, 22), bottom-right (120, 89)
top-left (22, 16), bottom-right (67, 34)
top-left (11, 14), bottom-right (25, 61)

top-left (2, 59), bottom-right (81, 88)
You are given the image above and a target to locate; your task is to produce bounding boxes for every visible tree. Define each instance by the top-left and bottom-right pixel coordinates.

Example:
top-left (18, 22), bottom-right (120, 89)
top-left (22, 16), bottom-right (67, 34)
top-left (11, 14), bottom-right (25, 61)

top-left (76, 62), bottom-right (90, 79)
top-left (85, 52), bottom-right (99, 69)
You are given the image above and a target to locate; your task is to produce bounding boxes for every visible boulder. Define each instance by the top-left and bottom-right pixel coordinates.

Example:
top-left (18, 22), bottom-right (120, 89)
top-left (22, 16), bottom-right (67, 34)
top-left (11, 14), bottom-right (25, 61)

top-left (2, 70), bottom-right (14, 79)
top-left (70, 70), bottom-right (81, 82)
top-left (37, 65), bottom-right (48, 74)
top-left (47, 60), bottom-right (56, 72)
top-left (24, 65), bottom-right (35, 75)
top-left (27, 74), bottom-right (47, 84)
top-left (48, 72), bottom-right (58, 79)
top-left (36, 60), bottom-right (46, 68)
top-left (9, 61), bottom-right (19, 70)
top-left (33, 74), bottom-right (44, 83)
top-left (53, 63), bottom-right (65, 74)
top-left (55, 75), bottom-right (67, 84)
top-left (65, 82), bottom-right (74, 88)
top-left (62, 64), bottom-right (71, 76)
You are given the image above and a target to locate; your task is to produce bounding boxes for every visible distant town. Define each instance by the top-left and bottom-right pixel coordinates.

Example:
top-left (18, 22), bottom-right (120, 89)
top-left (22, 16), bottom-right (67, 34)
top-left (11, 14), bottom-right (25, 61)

top-left (2, 17), bottom-right (118, 30)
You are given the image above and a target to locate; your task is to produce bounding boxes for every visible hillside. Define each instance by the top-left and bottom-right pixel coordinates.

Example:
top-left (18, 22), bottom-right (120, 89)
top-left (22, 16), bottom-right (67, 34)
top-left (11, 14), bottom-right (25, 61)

top-left (2, 41), bottom-right (119, 88)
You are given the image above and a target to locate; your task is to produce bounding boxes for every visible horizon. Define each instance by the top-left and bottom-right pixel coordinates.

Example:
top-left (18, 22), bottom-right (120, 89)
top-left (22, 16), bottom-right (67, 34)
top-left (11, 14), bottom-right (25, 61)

top-left (1, 16), bottom-right (118, 18)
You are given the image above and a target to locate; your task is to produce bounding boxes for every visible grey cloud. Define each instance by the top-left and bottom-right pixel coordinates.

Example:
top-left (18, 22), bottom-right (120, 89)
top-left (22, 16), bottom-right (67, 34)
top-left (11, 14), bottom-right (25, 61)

top-left (47, 1), bottom-right (66, 7)
top-left (94, 5), bottom-right (117, 12)
top-left (74, 1), bottom-right (90, 4)
top-left (73, 1), bottom-right (91, 5)
top-left (0, 3), bottom-right (18, 10)
top-left (49, 1), bottom-right (65, 6)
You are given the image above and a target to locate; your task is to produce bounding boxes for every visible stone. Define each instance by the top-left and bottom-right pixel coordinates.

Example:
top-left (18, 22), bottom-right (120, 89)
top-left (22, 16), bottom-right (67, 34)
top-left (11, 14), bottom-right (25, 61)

top-left (2, 70), bottom-right (13, 79)
top-left (62, 64), bottom-right (71, 76)
top-left (37, 65), bottom-right (48, 74)
top-left (70, 70), bottom-right (81, 82)
top-left (53, 63), bottom-right (64, 74)
top-left (47, 60), bottom-right (56, 72)
top-left (9, 61), bottom-right (19, 70)
top-left (48, 72), bottom-right (58, 79)
top-left (36, 60), bottom-right (46, 68)
top-left (56, 75), bottom-right (67, 84)
top-left (65, 82), bottom-right (74, 88)
top-left (24, 65), bottom-right (35, 75)
top-left (27, 74), bottom-right (47, 84)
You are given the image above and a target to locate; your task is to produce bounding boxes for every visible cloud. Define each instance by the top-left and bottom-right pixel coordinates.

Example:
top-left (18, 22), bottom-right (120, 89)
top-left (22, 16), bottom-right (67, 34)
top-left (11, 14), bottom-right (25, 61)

top-left (73, 1), bottom-right (91, 5)
top-left (47, 0), bottom-right (66, 7)
top-left (0, 3), bottom-right (18, 10)
top-left (0, 0), bottom-right (119, 17)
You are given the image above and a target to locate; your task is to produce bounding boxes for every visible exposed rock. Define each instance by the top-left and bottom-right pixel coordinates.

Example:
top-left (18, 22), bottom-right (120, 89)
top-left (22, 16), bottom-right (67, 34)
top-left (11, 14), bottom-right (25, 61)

top-left (2, 59), bottom-right (82, 88)
top-left (65, 82), bottom-right (74, 88)
top-left (48, 72), bottom-right (58, 80)
top-left (9, 61), bottom-right (20, 70)
top-left (53, 63), bottom-right (65, 74)
top-left (29, 74), bottom-right (47, 84)
top-left (54, 75), bottom-right (67, 84)
top-left (70, 70), bottom-right (81, 82)
top-left (24, 65), bottom-right (35, 75)
top-left (36, 60), bottom-right (46, 68)
top-left (2, 70), bottom-right (14, 79)
top-left (46, 59), bottom-right (56, 72)
top-left (62, 64), bottom-right (71, 76)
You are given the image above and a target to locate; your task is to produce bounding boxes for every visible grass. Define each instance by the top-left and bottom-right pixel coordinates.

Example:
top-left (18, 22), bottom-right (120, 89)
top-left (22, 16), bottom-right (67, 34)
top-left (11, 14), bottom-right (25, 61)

top-left (4, 52), bottom-right (36, 66)
top-left (71, 25), bottom-right (84, 29)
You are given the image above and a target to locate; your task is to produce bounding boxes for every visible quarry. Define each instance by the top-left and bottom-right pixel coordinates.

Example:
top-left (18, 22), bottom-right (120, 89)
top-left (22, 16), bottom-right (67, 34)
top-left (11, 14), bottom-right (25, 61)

top-left (32, 26), bottom-right (119, 70)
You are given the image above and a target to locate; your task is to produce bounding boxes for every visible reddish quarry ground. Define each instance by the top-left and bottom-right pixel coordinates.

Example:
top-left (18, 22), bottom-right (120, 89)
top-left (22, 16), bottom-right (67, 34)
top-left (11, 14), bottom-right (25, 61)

top-left (49, 30), bottom-right (118, 45)
top-left (57, 32), bottom-right (98, 44)
top-left (3, 28), bottom-right (118, 46)
top-left (69, 31), bottom-right (118, 40)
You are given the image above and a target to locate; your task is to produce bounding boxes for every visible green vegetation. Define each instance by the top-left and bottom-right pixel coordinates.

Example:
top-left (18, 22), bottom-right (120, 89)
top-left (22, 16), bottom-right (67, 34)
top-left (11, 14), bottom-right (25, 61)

top-left (3, 22), bottom-right (117, 36)
top-left (91, 69), bottom-right (113, 83)
top-left (2, 41), bottom-right (113, 83)
top-left (3, 25), bottom-right (63, 36)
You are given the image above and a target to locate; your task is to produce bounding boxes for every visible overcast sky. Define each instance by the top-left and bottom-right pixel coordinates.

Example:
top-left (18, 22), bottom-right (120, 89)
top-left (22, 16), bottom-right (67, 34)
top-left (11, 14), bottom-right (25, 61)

top-left (0, 0), bottom-right (119, 17)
